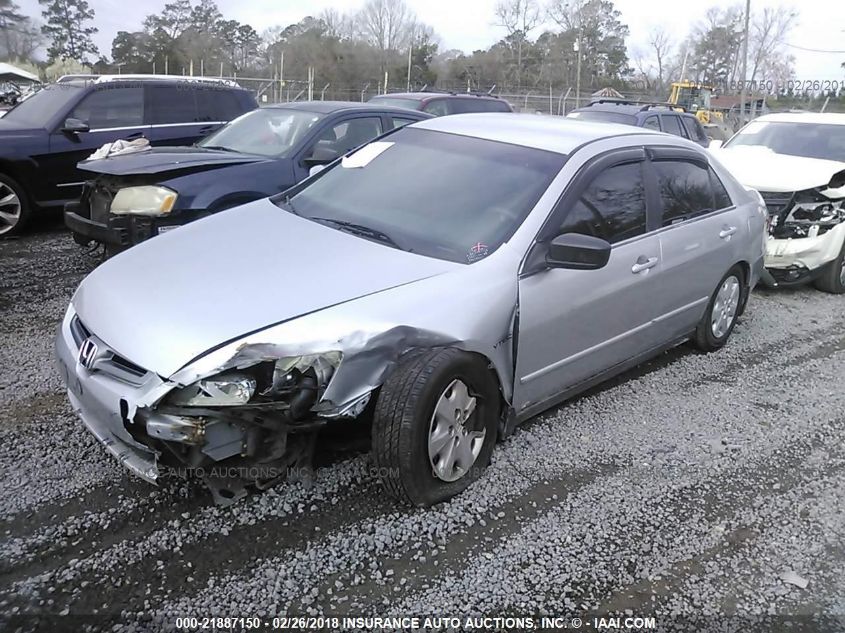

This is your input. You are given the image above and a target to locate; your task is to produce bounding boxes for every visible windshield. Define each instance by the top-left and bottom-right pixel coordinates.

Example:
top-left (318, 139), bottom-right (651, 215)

top-left (2, 84), bottom-right (81, 125)
top-left (725, 120), bottom-right (845, 162)
top-left (567, 110), bottom-right (636, 126)
top-left (368, 96), bottom-right (423, 111)
top-left (198, 108), bottom-right (323, 157)
top-left (283, 128), bottom-right (565, 264)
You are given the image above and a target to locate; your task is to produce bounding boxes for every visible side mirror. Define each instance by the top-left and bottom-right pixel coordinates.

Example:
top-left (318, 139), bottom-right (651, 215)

top-left (308, 164), bottom-right (326, 177)
top-left (546, 233), bottom-right (611, 270)
top-left (62, 118), bottom-right (89, 133)
top-left (708, 139), bottom-right (723, 150)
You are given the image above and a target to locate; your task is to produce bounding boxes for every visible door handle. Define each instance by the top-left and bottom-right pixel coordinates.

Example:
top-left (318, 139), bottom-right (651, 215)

top-left (719, 226), bottom-right (738, 239)
top-left (631, 256), bottom-right (659, 274)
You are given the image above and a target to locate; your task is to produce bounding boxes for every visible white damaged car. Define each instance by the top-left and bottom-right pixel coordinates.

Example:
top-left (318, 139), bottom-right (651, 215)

top-left (712, 113), bottom-right (845, 293)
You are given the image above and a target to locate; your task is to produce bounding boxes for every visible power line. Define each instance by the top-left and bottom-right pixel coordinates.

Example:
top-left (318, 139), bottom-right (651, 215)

top-left (784, 43), bottom-right (845, 53)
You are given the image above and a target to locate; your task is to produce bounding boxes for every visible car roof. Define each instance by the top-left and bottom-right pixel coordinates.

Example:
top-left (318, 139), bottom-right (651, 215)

top-left (269, 100), bottom-right (428, 115)
top-left (373, 92), bottom-right (502, 101)
top-left (413, 113), bottom-right (673, 155)
top-left (753, 112), bottom-right (845, 125)
top-left (572, 102), bottom-right (691, 118)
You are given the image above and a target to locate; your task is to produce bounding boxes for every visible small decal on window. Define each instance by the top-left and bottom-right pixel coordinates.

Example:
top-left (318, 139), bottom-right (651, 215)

top-left (466, 242), bottom-right (489, 263)
top-left (341, 141), bottom-right (394, 168)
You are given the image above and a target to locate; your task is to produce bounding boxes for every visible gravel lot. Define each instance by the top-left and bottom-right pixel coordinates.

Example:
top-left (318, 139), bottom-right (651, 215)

top-left (1, 221), bottom-right (844, 632)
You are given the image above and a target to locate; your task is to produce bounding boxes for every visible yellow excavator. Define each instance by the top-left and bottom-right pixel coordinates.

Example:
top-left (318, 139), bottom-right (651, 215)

top-left (667, 81), bottom-right (724, 124)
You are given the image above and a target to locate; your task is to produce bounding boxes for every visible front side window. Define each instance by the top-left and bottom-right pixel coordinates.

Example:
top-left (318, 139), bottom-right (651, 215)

top-left (643, 116), bottom-right (661, 130)
top-left (558, 162), bottom-right (647, 244)
top-left (198, 108), bottom-right (322, 157)
top-left (284, 128), bottom-right (565, 263)
top-left (654, 160), bottom-right (715, 225)
top-left (312, 117), bottom-right (383, 157)
top-left (70, 87), bottom-right (144, 129)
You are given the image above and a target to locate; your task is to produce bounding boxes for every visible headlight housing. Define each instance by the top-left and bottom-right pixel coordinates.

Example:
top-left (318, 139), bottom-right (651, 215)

top-left (166, 353), bottom-right (342, 417)
top-left (110, 185), bottom-right (178, 216)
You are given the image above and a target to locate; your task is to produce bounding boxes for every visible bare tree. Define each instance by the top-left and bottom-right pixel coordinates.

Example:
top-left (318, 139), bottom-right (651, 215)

top-left (748, 6), bottom-right (797, 82)
top-left (355, 0), bottom-right (416, 74)
top-left (494, 0), bottom-right (541, 90)
top-left (648, 26), bottom-right (673, 90)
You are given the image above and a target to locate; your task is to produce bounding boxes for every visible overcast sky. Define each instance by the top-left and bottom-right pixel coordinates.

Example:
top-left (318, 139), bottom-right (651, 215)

top-left (16, 0), bottom-right (845, 80)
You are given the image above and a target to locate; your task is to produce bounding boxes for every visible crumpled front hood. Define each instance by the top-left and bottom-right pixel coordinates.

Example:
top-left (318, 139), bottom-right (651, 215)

top-left (78, 147), bottom-right (269, 176)
top-left (71, 199), bottom-right (458, 378)
top-left (712, 145), bottom-right (845, 192)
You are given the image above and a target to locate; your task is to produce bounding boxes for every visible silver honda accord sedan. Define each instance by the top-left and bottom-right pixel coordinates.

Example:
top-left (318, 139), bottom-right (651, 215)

top-left (56, 114), bottom-right (766, 506)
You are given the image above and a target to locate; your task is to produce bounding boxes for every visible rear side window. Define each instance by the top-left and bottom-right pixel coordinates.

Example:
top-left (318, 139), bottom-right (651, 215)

top-left (147, 86), bottom-right (197, 124)
top-left (558, 162), bottom-right (647, 244)
top-left (643, 116), bottom-right (660, 130)
top-left (389, 116), bottom-right (418, 129)
top-left (70, 87), bottom-right (144, 129)
top-left (654, 160), bottom-right (716, 225)
top-left (660, 115), bottom-right (684, 137)
top-left (710, 168), bottom-right (733, 209)
top-left (205, 91), bottom-right (245, 121)
top-left (682, 117), bottom-right (708, 143)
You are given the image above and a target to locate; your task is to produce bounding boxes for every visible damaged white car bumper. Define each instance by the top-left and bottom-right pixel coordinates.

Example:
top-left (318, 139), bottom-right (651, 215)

top-left (764, 220), bottom-right (845, 285)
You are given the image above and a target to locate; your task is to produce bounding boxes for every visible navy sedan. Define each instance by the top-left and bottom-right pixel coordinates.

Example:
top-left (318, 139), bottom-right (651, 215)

top-left (65, 101), bottom-right (431, 255)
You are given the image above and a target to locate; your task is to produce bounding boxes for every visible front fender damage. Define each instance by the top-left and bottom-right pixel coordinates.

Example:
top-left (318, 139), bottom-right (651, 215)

top-left (130, 321), bottom-right (516, 506)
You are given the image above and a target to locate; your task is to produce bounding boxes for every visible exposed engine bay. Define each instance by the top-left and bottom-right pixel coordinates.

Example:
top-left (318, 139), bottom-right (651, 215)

top-left (764, 189), bottom-right (845, 240)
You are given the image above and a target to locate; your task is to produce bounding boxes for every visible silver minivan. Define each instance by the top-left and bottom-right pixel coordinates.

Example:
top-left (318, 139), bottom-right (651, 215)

top-left (56, 114), bottom-right (766, 507)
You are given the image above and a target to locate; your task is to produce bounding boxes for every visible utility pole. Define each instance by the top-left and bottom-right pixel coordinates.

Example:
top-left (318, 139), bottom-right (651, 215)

top-left (739, 0), bottom-right (751, 126)
top-left (406, 38), bottom-right (413, 91)
top-left (574, 2), bottom-right (582, 109)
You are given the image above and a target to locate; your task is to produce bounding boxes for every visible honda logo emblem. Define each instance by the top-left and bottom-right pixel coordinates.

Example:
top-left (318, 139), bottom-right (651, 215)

top-left (78, 338), bottom-right (98, 370)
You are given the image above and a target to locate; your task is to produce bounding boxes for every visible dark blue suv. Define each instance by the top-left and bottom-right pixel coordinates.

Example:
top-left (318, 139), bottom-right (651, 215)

top-left (567, 100), bottom-right (710, 147)
top-left (64, 101), bottom-right (432, 256)
top-left (0, 75), bottom-right (256, 236)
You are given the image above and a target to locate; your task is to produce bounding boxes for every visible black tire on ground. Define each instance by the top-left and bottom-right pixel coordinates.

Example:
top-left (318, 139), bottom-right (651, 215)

top-left (812, 241), bottom-right (845, 294)
top-left (372, 348), bottom-right (499, 507)
top-left (0, 173), bottom-right (30, 238)
top-left (693, 264), bottom-right (745, 352)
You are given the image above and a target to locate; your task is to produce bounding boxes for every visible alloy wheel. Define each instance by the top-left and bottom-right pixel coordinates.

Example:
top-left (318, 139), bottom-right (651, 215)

top-left (427, 379), bottom-right (485, 482)
top-left (0, 183), bottom-right (22, 236)
top-left (711, 275), bottom-right (740, 338)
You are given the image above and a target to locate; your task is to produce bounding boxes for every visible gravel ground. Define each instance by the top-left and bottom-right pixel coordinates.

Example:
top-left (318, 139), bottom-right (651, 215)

top-left (1, 222), bottom-right (844, 632)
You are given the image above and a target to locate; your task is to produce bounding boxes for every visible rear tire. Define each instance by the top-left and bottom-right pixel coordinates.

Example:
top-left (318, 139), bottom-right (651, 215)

top-left (0, 173), bottom-right (29, 237)
top-left (372, 348), bottom-right (499, 507)
top-left (812, 241), bottom-right (845, 294)
top-left (694, 265), bottom-right (744, 352)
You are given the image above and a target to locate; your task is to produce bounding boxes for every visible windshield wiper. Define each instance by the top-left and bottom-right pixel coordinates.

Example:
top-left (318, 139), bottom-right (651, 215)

top-left (201, 145), bottom-right (237, 152)
top-left (277, 194), bottom-right (299, 216)
top-left (310, 217), bottom-right (407, 251)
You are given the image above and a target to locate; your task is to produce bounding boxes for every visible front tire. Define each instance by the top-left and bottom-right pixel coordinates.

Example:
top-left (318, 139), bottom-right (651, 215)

top-left (372, 348), bottom-right (499, 506)
top-left (0, 173), bottom-right (29, 237)
top-left (813, 240), bottom-right (845, 294)
top-left (694, 265), bottom-right (744, 352)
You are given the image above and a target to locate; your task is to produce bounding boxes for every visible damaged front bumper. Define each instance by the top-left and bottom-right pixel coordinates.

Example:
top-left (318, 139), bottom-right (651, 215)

top-left (763, 223), bottom-right (845, 286)
top-left (55, 306), bottom-right (373, 505)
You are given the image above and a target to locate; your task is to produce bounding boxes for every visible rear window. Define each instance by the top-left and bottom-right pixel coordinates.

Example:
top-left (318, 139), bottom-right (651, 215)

top-left (196, 89), bottom-right (246, 121)
top-left (567, 110), bottom-right (637, 126)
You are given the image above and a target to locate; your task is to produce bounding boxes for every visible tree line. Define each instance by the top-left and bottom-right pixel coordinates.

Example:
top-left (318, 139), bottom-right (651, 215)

top-left (0, 0), bottom-right (820, 100)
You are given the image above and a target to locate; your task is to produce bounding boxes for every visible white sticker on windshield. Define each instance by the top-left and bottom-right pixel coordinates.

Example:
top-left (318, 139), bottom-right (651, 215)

top-left (341, 141), bottom-right (394, 168)
top-left (742, 121), bottom-right (768, 134)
